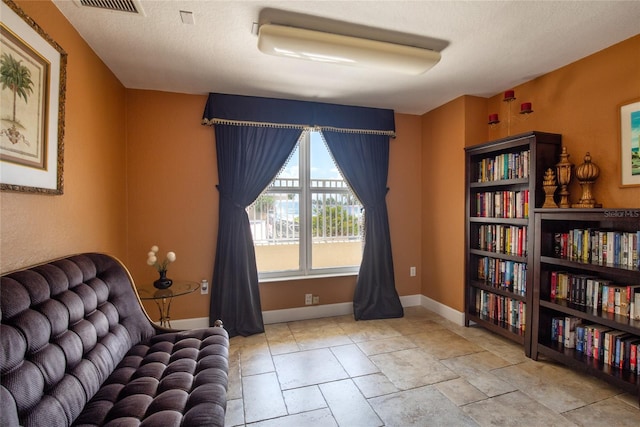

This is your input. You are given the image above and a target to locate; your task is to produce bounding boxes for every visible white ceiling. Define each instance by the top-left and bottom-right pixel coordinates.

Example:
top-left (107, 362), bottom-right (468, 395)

top-left (52, 0), bottom-right (640, 115)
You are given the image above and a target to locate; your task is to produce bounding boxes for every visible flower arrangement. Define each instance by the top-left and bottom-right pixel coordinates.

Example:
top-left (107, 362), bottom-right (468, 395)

top-left (146, 245), bottom-right (176, 273)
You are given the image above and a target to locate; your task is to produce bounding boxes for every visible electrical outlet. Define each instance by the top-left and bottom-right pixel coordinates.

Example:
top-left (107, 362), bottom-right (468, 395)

top-left (410, 266), bottom-right (416, 277)
top-left (201, 279), bottom-right (209, 294)
top-left (312, 295), bottom-right (319, 305)
top-left (305, 293), bottom-right (313, 305)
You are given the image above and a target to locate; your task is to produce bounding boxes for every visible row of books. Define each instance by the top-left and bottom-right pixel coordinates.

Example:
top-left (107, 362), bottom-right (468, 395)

top-left (477, 257), bottom-right (527, 295)
top-left (549, 271), bottom-right (640, 319)
top-left (551, 316), bottom-right (640, 374)
top-left (475, 290), bottom-right (526, 331)
top-left (478, 224), bottom-right (527, 256)
top-left (553, 229), bottom-right (640, 269)
top-left (474, 190), bottom-right (530, 219)
top-left (475, 149), bottom-right (530, 183)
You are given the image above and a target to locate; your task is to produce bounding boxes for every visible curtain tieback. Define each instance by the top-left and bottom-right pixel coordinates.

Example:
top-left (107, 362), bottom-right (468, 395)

top-left (216, 185), bottom-right (245, 210)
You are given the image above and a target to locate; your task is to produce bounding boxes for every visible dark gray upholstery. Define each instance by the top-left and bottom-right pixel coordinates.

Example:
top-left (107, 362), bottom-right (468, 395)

top-left (1, 253), bottom-right (228, 427)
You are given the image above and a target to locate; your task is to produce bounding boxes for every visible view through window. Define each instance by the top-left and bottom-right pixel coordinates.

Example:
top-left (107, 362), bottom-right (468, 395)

top-left (247, 130), bottom-right (364, 278)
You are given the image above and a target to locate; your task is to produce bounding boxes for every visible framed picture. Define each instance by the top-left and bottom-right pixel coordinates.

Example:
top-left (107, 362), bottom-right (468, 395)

top-left (0, 0), bottom-right (66, 194)
top-left (619, 97), bottom-right (640, 188)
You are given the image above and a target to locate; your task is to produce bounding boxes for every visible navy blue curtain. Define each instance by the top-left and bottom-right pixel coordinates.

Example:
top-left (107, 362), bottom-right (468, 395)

top-left (322, 131), bottom-right (403, 320)
top-left (203, 93), bottom-right (400, 333)
top-left (211, 124), bottom-right (301, 336)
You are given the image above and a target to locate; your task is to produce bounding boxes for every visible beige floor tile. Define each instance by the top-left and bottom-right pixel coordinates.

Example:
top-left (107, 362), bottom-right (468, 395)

top-left (369, 385), bottom-right (479, 426)
top-left (320, 379), bottom-right (383, 427)
top-left (440, 352), bottom-right (517, 397)
top-left (248, 408), bottom-right (338, 427)
top-left (467, 371), bottom-right (518, 397)
top-left (434, 377), bottom-right (488, 406)
top-left (386, 318), bottom-right (448, 337)
top-left (441, 350), bottom-right (513, 374)
top-left (273, 348), bottom-right (349, 390)
top-left (239, 343), bottom-right (274, 376)
top-left (410, 329), bottom-right (485, 359)
top-left (515, 359), bottom-right (621, 404)
top-left (356, 336), bottom-right (418, 356)
top-left (266, 337), bottom-right (300, 356)
top-left (352, 373), bottom-right (400, 398)
top-left (224, 398), bottom-right (244, 427)
top-left (331, 343), bottom-right (380, 377)
top-left (336, 318), bottom-right (402, 343)
top-left (462, 390), bottom-right (577, 426)
top-left (615, 392), bottom-right (640, 410)
top-left (370, 348), bottom-right (458, 390)
top-left (563, 396), bottom-right (640, 426)
top-left (265, 323), bottom-right (300, 355)
top-left (282, 385), bottom-right (327, 414)
top-left (289, 324), bottom-right (354, 351)
top-left (227, 349), bottom-right (243, 400)
top-left (492, 364), bottom-right (587, 412)
top-left (242, 372), bottom-right (287, 423)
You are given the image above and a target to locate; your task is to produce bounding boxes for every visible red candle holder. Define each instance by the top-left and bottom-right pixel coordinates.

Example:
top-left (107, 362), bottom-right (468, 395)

top-left (503, 90), bottom-right (515, 101)
top-left (520, 102), bottom-right (533, 114)
top-left (488, 113), bottom-right (499, 124)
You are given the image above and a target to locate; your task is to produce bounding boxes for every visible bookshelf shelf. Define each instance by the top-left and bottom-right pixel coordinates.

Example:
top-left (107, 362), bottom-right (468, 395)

top-left (470, 280), bottom-right (526, 301)
top-left (532, 208), bottom-right (640, 399)
top-left (469, 178), bottom-right (529, 189)
top-left (469, 249), bottom-right (527, 262)
top-left (470, 217), bottom-right (529, 226)
top-left (465, 313), bottom-right (526, 344)
top-left (465, 131), bottom-right (562, 357)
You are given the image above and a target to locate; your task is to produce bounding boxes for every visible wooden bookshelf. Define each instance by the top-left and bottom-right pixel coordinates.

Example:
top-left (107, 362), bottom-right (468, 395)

top-left (464, 131), bottom-right (562, 357)
top-left (532, 208), bottom-right (640, 399)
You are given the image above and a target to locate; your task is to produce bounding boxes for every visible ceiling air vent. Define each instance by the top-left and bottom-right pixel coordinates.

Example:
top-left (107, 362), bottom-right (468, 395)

top-left (76, 0), bottom-right (143, 14)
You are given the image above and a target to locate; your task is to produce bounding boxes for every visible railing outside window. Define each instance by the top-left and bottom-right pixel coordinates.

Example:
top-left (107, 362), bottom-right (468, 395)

top-left (247, 178), bottom-right (363, 245)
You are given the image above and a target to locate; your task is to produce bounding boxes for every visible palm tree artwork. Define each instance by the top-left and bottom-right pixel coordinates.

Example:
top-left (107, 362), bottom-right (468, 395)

top-left (0, 52), bottom-right (34, 147)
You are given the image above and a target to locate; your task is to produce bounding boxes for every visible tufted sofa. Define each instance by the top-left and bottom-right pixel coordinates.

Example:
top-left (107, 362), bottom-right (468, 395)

top-left (0, 253), bottom-right (229, 427)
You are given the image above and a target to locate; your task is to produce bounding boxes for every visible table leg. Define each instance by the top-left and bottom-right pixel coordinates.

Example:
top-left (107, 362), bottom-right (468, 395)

top-left (152, 297), bottom-right (172, 327)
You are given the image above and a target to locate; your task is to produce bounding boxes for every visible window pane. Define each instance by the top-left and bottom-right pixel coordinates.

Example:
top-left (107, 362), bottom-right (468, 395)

top-left (310, 132), bottom-right (363, 271)
top-left (249, 131), bottom-right (363, 278)
top-left (251, 144), bottom-right (300, 274)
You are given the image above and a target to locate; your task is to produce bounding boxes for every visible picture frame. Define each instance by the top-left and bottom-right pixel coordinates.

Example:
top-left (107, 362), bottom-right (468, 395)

top-left (618, 97), bottom-right (640, 188)
top-left (0, 0), bottom-right (66, 194)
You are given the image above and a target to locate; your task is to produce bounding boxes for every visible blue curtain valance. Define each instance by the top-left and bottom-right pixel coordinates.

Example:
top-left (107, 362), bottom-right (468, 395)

top-left (201, 93), bottom-right (396, 137)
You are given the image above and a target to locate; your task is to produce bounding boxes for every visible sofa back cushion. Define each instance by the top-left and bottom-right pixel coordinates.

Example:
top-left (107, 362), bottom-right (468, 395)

top-left (1, 253), bottom-right (156, 426)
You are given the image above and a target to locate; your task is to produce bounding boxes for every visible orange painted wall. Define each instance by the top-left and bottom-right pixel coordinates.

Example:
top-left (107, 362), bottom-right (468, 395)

top-left (421, 35), bottom-right (640, 312)
top-left (421, 97), bottom-right (486, 311)
top-left (125, 90), bottom-right (423, 319)
top-left (0, 0), bottom-right (127, 273)
top-left (125, 90), bottom-right (215, 319)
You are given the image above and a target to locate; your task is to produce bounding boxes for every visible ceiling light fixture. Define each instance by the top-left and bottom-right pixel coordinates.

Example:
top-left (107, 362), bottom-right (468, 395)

top-left (257, 24), bottom-right (441, 75)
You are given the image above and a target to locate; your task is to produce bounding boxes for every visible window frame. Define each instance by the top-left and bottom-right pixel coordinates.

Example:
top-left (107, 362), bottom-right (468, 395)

top-left (256, 130), bottom-right (363, 281)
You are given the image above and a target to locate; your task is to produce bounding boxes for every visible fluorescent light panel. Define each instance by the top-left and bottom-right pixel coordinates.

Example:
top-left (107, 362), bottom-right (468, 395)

top-left (257, 24), bottom-right (441, 75)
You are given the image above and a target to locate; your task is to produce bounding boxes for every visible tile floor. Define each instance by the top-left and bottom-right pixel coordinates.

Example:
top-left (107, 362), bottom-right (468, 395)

top-left (224, 306), bottom-right (640, 426)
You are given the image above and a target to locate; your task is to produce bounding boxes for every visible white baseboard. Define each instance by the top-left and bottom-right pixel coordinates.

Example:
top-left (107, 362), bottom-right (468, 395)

top-left (166, 294), bottom-right (464, 328)
top-left (420, 294), bottom-right (465, 326)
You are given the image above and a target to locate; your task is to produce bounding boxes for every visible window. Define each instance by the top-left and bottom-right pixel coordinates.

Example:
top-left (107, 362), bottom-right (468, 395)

top-left (247, 130), bottom-right (364, 279)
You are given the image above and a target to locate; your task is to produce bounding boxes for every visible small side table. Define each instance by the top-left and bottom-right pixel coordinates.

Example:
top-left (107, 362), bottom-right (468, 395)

top-left (138, 281), bottom-right (199, 327)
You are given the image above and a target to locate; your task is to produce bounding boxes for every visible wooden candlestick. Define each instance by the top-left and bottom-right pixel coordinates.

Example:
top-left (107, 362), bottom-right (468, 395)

top-left (542, 168), bottom-right (558, 208)
top-left (555, 147), bottom-right (573, 208)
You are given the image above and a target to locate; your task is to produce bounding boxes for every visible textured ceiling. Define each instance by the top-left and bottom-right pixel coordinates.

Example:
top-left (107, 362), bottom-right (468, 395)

top-left (53, 0), bottom-right (640, 115)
